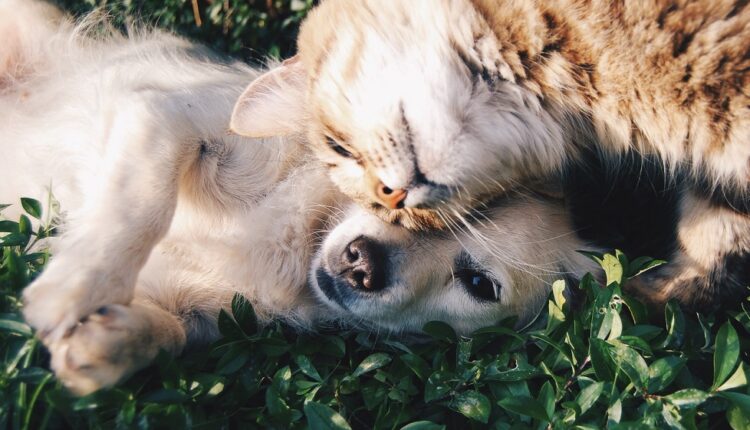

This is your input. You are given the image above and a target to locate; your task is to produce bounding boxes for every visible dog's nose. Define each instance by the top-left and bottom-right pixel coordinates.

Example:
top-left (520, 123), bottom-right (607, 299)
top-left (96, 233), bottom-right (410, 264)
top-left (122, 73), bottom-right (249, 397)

top-left (375, 181), bottom-right (407, 209)
top-left (340, 237), bottom-right (387, 291)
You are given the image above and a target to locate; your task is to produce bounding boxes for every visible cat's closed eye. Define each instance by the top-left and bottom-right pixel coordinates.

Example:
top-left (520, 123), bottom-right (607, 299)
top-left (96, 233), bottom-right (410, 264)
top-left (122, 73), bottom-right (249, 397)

top-left (326, 136), bottom-right (354, 158)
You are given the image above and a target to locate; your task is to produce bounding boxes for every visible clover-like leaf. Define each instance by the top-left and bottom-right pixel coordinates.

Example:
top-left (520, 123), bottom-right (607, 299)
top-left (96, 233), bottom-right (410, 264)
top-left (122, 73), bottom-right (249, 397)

top-left (303, 401), bottom-right (352, 430)
top-left (20, 198), bottom-right (42, 219)
top-left (497, 395), bottom-right (550, 423)
top-left (451, 391), bottom-right (490, 423)
top-left (352, 353), bottom-right (392, 377)
top-left (712, 322), bottom-right (740, 390)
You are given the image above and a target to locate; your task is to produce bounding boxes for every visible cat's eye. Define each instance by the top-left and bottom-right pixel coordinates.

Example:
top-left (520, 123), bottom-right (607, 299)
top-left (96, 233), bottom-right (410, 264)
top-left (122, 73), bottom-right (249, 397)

top-left (456, 268), bottom-right (500, 302)
top-left (325, 136), bottom-right (354, 158)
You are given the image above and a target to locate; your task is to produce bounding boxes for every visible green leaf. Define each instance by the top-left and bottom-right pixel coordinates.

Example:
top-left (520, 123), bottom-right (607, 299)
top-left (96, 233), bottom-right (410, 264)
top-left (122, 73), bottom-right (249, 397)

top-left (617, 335), bottom-right (652, 355)
top-left (626, 256), bottom-right (666, 278)
top-left (712, 322), bottom-right (740, 390)
top-left (352, 353), bottom-right (391, 377)
top-left (215, 345), bottom-right (250, 375)
top-left (589, 338), bottom-right (614, 381)
top-left (303, 401), bottom-right (352, 430)
top-left (607, 394), bottom-right (623, 426)
top-left (231, 293), bottom-right (257, 335)
top-left (0, 318), bottom-right (33, 336)
top-left (20, 198), bottom-right (42, 219)
top-left (601, 253), bottom-right (624, 286)
top-left (662, 300), bottom-right (685, 348)
top-left (717, 363), bottom-right (749, 391)
top-left (257, 337), bottom-right (290, 357)
top-left (0, 220), bottom-right (18, 233)
top-left (552, 279), bottom-right (567, 309)
top-left (116, 400), bottom-right (137, 426)
top-left (456, 338), bottom-right (472, 366)
top-left (471, 325), bottom-right (525, 342)
top-left (296, 355), bottom-right (323, 382)
top-left (576, 381), bottom-right (604, 415)
top-left (1, 233), bottom-right (29, 247)
top-left (451, 391), bottom-right (490, 423)
top-left (272, 365), bottom-right (292, 394)
top-left (608, 341), bottom-right (649, 391)
top-left (265, 385), bottom-right (291, 417)
top-left (484, 359), bottom-right (543, 382)
top-left (362, 381), bottom-right (388, 410)
top-left (400, 353), bottom-right (431, 381)
top-left (719, 392), bottom-right (750, 417)
top-left (422, 321), bottom-right (457, 343)
top-left (538, 381), bottom-right (555, 420)
top-left (497, 395), bottom-right (550, 422)
top-left (217, 308), bottom-right (245, 339)
top-left (424, 371), bottom-right (453, 402)
top-left (621, 295), bottom-right (649, 325)
top-left (648, 356), bottom-right (686, 393)
top-left (141, 389), bottom-right (190, 404)
top-left (664, 388), bottom-right (709, 408)
top-left (18, 215), bottom-right (31, 237)
top-left (400, 421), bottom-right (445, 430)
top-left (727, 404), bottom-right (750, 430)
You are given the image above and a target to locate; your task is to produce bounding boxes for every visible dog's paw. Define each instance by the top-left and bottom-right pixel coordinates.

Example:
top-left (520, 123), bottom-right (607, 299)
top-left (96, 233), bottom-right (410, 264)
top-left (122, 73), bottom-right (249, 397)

top-left (47, 304), bottom-right (181, 396)
top-left (22, 262), bottom-right (134, 343)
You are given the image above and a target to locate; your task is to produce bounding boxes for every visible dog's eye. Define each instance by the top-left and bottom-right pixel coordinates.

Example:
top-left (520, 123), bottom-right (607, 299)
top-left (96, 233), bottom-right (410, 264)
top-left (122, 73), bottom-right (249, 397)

top-left (456, 269), bottom-right (500, 302)
top-left (326, 136), bottom-right (354, 158)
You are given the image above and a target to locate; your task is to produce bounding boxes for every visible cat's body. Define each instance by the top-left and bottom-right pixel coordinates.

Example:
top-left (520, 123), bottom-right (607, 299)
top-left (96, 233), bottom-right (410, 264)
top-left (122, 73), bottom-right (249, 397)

top-left (231, 0), bottom-right (750, 310)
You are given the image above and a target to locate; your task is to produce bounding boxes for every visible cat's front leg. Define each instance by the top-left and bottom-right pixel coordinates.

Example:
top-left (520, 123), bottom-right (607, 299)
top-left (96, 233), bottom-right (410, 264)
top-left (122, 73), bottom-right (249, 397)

top-left (23, 92), bottom-right (199, 342)
top-left (627, 193), bottom-right (750, 310)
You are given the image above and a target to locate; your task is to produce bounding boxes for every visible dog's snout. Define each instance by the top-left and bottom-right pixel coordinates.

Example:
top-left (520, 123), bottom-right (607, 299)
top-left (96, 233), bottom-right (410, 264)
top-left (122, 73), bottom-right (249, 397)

top-left (340, 237), bottom-right (386, 291)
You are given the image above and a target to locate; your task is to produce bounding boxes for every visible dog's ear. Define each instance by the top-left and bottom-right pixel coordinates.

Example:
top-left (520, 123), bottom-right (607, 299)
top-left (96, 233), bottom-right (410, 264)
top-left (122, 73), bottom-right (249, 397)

top-left (230, 55), bottom-right (307, 138)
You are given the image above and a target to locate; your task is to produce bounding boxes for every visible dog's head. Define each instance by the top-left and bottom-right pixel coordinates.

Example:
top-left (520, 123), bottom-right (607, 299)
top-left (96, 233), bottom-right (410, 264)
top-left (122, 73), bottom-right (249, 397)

top-left (310, 195), bottom-right (596, 335)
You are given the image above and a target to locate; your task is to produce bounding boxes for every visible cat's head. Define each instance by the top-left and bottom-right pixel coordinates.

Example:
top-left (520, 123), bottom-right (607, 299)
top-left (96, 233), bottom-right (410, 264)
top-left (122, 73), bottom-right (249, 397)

top-left (309, 196), bottom-right (595, 335)
top-left (231, 0), bottom-right (567, 230)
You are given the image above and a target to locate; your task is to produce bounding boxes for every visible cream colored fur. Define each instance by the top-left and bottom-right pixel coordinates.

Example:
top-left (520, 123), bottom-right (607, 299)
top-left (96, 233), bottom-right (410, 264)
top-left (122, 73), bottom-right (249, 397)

top-left (231, 0), bottom-right (750, 309)
top-left (3, 1), bottom-right (598, 395)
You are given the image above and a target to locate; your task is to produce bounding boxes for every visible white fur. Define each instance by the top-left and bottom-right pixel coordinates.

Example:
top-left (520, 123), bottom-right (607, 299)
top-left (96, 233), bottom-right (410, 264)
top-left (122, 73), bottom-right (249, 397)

top-left (2, 1), bottom-right (598, 395)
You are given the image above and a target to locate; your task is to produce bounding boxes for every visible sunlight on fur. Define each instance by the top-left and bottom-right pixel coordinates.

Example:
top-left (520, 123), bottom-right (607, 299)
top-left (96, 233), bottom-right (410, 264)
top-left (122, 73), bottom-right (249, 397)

top-left (2, 0), bottom-right (601, 395)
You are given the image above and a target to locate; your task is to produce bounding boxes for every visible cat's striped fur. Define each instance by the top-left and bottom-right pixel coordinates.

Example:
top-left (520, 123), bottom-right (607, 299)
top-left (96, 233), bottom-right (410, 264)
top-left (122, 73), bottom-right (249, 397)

top-left (231, 0), bottom-right (750, 309)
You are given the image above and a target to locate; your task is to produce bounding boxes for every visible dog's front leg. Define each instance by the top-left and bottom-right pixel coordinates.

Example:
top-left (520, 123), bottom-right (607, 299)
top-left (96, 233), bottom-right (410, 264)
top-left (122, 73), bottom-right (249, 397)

top-left (23, 92), bottom-right (198, 342)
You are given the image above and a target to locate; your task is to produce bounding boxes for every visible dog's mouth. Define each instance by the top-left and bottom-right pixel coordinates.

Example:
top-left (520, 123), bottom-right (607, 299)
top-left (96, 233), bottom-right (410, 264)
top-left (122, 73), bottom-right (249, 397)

top-left (314, 267), bottom-right (349, 310)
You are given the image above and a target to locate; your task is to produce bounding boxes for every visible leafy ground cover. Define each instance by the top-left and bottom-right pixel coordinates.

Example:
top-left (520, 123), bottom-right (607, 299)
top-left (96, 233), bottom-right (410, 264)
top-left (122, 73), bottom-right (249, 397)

top-left (1, 198), bottom-right (750, 429)
top-left (54, 0), bottom-right (315, 64)
top-left (4, 2), bottom-right (750, 428)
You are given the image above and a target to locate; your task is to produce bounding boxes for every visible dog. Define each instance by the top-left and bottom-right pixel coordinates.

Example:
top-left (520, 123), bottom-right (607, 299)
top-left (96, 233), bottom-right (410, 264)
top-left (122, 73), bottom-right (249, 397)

top-left (1, 1), bottom-right (600, 395)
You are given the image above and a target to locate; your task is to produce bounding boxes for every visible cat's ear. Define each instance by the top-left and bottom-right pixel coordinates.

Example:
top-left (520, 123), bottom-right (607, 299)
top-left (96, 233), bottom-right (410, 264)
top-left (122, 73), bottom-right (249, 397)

top-left (230, 55), bottom-right (307, 138)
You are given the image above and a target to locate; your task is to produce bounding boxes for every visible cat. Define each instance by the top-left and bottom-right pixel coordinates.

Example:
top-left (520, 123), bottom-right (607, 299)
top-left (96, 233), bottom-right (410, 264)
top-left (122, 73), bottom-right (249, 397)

top-left (4, 0), bottom-right (597, 395)
top-left (229, 0), bottom-right (750, 310)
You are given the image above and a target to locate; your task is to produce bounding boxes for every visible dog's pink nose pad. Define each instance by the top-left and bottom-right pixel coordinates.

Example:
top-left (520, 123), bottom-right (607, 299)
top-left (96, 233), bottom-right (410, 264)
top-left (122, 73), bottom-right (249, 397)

top-left (375, 182), bottom-right (407, 209)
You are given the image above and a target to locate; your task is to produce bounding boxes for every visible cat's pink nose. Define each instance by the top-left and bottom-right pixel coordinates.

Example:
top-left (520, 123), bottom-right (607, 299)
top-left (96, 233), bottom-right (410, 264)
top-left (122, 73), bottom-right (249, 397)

top-left (375, 182), bottom-right (407, 209)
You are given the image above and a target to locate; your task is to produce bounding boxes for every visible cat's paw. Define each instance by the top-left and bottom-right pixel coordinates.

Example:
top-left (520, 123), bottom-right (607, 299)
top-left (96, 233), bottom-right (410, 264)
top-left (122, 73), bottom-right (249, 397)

top-left (22, 262), bottom-right (134, 343)
top-left (47, 304), bottom-right (180, 396)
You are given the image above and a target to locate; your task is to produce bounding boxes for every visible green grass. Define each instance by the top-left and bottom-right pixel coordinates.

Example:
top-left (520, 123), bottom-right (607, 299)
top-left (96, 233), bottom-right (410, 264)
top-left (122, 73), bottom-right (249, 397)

top-left (2, 197), bottom-right (750, 429)
top-left (53, 0), bottom-right (315, 64)
top-left (3, 2), bottom-right (750, 428)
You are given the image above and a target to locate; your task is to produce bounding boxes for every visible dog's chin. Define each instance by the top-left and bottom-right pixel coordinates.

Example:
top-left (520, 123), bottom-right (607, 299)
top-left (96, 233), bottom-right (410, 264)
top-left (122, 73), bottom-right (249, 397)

top-left (312, 267), bottom-right (349, 311)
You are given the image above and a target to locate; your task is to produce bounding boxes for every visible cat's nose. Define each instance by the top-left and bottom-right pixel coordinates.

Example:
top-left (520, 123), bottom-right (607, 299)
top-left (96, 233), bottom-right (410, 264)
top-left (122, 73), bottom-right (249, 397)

top-left (339, 237), bottom-right (386, 291)
top-left (375, 182), bottom-right (407, 209)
